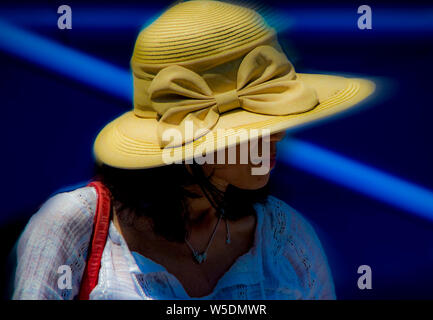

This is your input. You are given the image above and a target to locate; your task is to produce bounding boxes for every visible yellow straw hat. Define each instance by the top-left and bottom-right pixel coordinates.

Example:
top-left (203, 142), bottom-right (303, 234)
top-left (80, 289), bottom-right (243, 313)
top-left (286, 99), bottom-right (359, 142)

top-left (94, 0), bottom-right (375, 169)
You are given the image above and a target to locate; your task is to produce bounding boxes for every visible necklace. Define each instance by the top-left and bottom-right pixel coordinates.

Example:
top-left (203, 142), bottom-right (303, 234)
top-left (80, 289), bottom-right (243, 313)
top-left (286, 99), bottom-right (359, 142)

top-left (185, 211), bottom-right (231, 264)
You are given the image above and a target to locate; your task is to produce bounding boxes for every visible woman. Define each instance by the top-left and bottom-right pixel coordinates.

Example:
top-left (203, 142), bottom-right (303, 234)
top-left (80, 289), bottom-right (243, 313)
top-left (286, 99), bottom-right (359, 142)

top-left (13, 0), bottom-right (374, 300)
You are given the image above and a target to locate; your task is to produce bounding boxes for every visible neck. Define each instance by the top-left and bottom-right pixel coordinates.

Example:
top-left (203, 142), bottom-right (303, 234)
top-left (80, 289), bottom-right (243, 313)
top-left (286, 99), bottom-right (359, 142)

top-left (185, 174), bottom-right (228, 229)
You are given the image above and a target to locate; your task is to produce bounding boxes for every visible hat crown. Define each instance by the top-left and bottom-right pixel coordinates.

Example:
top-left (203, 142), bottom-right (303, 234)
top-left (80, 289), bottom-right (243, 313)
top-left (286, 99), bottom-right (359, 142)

top-left (131, 0), bottom-right (275, 66)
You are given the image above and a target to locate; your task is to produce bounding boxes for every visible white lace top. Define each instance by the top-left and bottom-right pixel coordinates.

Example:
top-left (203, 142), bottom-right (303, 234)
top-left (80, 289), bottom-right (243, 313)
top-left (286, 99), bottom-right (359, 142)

top-left (12, 186), bottom-right (336, 300)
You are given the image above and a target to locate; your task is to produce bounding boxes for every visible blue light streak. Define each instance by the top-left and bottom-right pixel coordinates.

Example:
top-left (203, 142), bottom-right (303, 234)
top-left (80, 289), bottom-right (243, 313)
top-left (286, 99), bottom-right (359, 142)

top-left (0, 19), bottom-right (132, 101)
top-left (279, 139), bottom-right (433, 221)
top-left (1, 20), bottom-right (432, 221)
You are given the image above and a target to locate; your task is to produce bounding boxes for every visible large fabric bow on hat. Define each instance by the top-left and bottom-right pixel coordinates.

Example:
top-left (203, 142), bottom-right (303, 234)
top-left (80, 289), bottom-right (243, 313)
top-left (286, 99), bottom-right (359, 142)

top-left (148, 45), bottom-right (319, 148)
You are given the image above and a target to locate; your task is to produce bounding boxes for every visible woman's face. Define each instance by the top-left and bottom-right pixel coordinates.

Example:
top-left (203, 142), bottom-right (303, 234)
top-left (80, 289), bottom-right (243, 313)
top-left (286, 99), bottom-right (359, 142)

top-left (202, 131), bottom-right (286, 190)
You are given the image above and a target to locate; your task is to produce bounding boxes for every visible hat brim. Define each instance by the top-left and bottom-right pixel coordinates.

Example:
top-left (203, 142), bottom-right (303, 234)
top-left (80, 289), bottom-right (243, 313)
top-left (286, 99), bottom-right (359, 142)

top-left (93, 73), bottom-right (375, 169)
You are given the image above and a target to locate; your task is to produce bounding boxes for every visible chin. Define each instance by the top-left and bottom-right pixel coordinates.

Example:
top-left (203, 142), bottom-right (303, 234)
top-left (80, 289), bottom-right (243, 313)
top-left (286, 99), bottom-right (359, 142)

top-left (241, 171), bottom-right (271, 190)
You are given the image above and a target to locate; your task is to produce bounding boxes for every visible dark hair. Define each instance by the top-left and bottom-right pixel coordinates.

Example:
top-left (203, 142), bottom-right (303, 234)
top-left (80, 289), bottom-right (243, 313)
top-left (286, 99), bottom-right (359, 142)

top-left (93, 162), bottom-right (269, 242)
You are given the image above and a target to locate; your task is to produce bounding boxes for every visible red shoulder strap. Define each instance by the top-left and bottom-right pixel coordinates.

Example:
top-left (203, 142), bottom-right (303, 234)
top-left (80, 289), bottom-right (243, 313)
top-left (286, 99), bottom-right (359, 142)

top-left (78, 181), bottom-right (112, 300)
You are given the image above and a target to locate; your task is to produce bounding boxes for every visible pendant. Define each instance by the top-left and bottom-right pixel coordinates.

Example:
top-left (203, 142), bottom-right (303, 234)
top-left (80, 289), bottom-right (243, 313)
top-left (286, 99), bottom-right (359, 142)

top-left (193, 251), bottom-right (207, 264)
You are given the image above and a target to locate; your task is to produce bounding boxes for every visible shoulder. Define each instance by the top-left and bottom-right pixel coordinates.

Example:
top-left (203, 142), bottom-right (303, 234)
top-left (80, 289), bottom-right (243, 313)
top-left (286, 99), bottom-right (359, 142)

top-left (19, 186), bottom-right (97, 244)
top-left (258, 195), bottom-right (317, 246)
top-left (13, 186), bottom-right (98, 300)
top-left (260, 195), bottom-right (326, 268)
top-left (257, 196), bottom-right (336, 299)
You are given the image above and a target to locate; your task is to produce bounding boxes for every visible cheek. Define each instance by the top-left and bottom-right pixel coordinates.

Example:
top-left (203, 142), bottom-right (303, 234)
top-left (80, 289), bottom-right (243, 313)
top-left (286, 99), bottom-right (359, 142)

top-left (204, 142), bottom-right (273, 190)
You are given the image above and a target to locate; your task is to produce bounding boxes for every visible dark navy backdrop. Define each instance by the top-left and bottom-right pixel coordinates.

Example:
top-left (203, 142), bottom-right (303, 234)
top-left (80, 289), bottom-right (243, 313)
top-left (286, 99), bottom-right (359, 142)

top-left (1, 0), bottom-right (432, 299)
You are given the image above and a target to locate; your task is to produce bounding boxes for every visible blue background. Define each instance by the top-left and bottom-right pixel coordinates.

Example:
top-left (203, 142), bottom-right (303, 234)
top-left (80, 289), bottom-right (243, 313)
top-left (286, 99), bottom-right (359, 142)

top-left (1, 0), bottom-right (432, 299)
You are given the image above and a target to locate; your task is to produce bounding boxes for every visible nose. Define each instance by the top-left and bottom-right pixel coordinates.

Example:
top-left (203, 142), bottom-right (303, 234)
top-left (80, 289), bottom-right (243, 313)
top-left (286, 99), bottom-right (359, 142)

top-left (269, 131), bottom-right (286, 155)
top-left (270, 131), bottom-right (286, 142)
